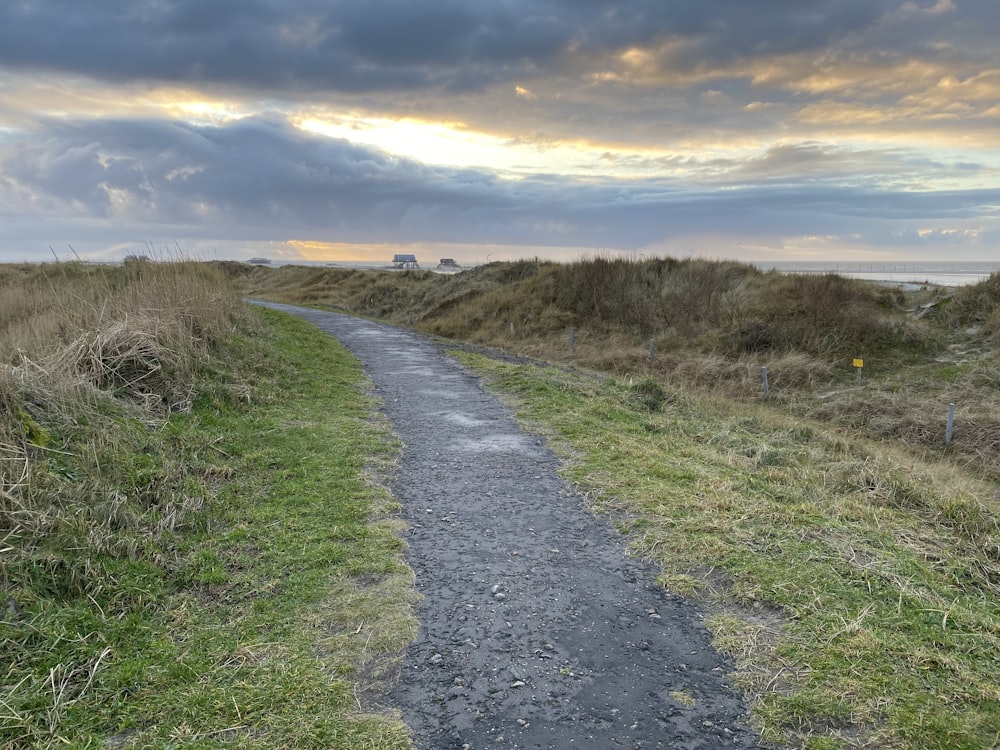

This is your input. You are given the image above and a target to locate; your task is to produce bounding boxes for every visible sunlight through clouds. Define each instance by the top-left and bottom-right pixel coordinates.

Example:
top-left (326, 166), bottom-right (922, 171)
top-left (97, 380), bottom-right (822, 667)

top-left (293, 111), bottom-right (729, 180)
top-left (295, 115), bottom-right (514, 170)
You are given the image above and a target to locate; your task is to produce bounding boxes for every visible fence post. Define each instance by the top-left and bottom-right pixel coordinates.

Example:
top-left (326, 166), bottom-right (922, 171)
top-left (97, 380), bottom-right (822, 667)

top-left (762, 366), bottom-right (770, 398)
top-left (510, 321), bottom-right (515, 336)
top-left (570, 328), bottom-right (575, 352)
top-left (946, 402), bottom-right (956, 445)
top-left (649, 338), bottom-right (655, 363)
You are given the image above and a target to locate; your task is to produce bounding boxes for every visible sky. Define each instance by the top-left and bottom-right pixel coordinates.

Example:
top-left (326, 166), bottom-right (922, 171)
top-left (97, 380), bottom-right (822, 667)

top-left (1, 0), bottom-right (998, 266)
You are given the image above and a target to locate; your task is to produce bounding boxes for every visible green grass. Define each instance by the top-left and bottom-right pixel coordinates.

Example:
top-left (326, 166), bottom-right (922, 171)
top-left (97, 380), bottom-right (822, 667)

top-left (2, 308), bottom-right (417, 749)
top-left (456, 354), bottom-right (1000, 750)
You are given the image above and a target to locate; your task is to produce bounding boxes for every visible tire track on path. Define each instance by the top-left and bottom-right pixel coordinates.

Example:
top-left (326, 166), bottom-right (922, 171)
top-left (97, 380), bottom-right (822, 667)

top-left (256, 303), bottom-right (760, 750)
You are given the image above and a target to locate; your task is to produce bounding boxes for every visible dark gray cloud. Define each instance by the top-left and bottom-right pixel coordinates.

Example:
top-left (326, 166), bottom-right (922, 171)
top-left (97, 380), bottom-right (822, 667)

top-left (1, 115), bottom-right (994, 252)
top-left (0, 0), bottom-right (966, 94)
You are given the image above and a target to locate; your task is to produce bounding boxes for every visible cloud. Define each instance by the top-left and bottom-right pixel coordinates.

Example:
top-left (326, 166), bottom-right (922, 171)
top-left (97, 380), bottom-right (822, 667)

top-left (1, 0), bottom-right (977, 95)
top-left (1, 114), bottom-right (996, 258)
top-left (1, 2), bottom-right (998, 262)
top-left (1, 1), bottom-right (996, 156)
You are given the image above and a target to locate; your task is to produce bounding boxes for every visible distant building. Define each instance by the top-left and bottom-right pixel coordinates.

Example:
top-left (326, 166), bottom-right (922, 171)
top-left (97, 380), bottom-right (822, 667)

top-left (123, 254), bottom-right (149, 263)
top-left (392, 254), bottom-right (419, 269)
top-left (247, 257), bottom-right (272, 265)
top-left (438, 258), bottom-right (458, 268)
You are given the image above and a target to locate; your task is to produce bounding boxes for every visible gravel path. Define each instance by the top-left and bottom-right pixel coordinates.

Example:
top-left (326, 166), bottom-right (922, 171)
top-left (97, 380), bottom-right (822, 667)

top-left (256, 303), bottom-right (761, 750)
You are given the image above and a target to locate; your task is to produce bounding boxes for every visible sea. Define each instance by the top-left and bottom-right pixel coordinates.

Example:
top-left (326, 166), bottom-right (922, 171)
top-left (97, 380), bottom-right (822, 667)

top-left (752, 261), bottom-right (999, 288)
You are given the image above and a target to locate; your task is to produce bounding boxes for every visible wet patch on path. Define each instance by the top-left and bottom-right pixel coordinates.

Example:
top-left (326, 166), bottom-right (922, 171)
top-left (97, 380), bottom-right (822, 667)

top-left (254, 304), bottom-right (761, 750)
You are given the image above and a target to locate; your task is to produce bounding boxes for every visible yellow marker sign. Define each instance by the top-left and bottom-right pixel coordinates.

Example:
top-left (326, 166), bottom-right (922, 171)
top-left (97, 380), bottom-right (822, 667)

top-left (853, 358), bottom-right (864, 368)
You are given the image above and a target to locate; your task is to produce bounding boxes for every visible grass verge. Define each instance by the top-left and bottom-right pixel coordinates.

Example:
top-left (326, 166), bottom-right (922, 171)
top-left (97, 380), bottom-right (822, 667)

top-left (2, 307), bottom-right (417, 749)
top-left (455, 353), bottom-right (1000, 750)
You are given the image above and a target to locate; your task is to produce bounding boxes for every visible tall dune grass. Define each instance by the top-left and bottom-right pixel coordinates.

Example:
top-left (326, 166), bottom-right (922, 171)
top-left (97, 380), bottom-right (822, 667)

top-left (233, 257), bottom-right (1000, 480)
top-left (1, 257), bottom-right (247, 536)
top-left (1, 260), bottom-right (250, 744)
top-left (1, 260), bottom-right (244, 401)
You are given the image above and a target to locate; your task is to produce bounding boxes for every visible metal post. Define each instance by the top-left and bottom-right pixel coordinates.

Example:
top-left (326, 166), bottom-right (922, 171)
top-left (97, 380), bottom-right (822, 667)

top-left (510, 321), bottom-right (515, 336)
top-left (570, 329), bottom-right (575, 352)
top-left (762, 366), bottom-right (770, 398)
top-left (649, 338), bottom-right (655, 363)
top-left (946, 403), bottom-right (956, 445)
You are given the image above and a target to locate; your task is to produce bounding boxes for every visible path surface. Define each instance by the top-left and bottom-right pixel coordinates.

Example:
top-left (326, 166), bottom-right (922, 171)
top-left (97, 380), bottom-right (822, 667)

top-left (257, 303), bottom-right (760, 750)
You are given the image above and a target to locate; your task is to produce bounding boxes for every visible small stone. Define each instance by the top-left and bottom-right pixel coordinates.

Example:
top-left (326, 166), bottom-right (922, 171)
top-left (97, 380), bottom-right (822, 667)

top-left (429, 654), bottom-right (444, 665)
top-left (493, 592), bottom-right (507, 601)
top-left (511, 680), bottom-right (526, 688)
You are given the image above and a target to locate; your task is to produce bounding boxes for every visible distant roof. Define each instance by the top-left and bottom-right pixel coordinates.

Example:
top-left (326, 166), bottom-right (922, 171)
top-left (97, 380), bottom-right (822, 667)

top-left (247, 257), bottom-right (272, 264)
top-left (393, 254), bottom-right (417, 263)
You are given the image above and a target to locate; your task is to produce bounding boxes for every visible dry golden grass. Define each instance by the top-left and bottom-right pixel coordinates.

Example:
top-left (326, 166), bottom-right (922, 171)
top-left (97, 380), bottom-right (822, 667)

top-left (1, 258), bottom-right (248, 578)
top-left (234, 260), bottom-right (1000, 481)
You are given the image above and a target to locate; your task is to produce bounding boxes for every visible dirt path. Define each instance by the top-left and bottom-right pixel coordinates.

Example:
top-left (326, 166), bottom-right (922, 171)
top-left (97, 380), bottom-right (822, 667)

top-left (257, 303), bottom-right (760, 750)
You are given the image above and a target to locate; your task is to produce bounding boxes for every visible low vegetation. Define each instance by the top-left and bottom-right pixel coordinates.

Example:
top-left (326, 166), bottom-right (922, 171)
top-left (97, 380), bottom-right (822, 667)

top-left (5, 256), bottom-right (998, 749)
top-left (238, 256), bottom-right (1000, 748)
top-left (235, 257), bottom-right (1000, 481)
top-left (1, 262), bottom-right (414, 747)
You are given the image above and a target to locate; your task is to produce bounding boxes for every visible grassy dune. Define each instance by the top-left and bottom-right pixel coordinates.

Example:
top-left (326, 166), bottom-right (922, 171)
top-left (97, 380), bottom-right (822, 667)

top-left (1, 262), bottom-right (414, 747)
top-left (5, 257), bottom-right (998, 749)
top-left (234, 258), bottom-right (1000, 483)
top-left (238, 257), bottom-right (1000, 749)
